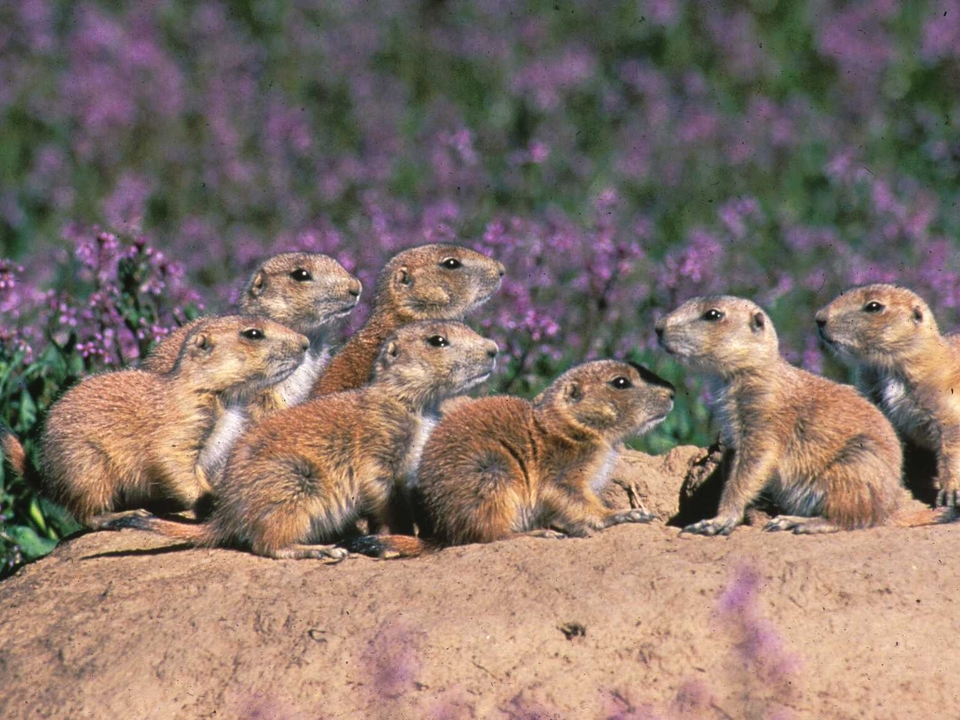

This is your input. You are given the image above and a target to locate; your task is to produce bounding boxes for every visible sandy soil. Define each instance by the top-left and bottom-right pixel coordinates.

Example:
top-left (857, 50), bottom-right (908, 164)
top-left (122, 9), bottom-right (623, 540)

top-left (1, 446), bottom-right (958, 719)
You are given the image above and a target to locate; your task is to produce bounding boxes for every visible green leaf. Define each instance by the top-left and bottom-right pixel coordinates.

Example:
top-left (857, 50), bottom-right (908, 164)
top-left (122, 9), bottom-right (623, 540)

top-left (19, 389), bottom-right (37, 427)
top-left (5, 524), bottom-right (58, 560)
top-left (28, 496), bottom-right (48, 534)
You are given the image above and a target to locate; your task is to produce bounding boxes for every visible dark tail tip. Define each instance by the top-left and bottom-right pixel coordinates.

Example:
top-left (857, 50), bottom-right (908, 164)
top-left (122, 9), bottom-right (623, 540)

top-left (102, 515), bottom-right (153, 532)
top-left (339, 534), bottom-right (426, 559)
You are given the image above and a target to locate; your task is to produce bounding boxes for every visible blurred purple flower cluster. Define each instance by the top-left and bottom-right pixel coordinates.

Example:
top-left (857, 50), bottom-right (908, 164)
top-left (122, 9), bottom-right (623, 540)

top-left (2, 230), bottom-right (201, 372)
top-left (716, 565), bottom-right (800, 719)
top-left (0, 0), bottom-right (958, 408)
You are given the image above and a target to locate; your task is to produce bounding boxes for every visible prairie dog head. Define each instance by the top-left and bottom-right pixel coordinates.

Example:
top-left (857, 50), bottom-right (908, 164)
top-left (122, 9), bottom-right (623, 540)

top-left (373, 320), bottom-right (499, 408)
top-left (240, 252), bottom-right (361, 337)
top-left (815, 284), bottom-right (939, 369)
top-left (174, 315), bottom-right (310, 399)
top-left (376, 244), bottom-right (505, 322)
top-left (655, 296), bottom-right (779, 378)
top-left (536, 360), bottom-right (675, 441)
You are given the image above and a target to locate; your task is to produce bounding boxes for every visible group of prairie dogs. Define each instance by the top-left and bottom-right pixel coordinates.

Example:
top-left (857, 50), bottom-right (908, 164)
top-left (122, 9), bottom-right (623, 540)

top-left (2, 243), bottom-right (958, 563)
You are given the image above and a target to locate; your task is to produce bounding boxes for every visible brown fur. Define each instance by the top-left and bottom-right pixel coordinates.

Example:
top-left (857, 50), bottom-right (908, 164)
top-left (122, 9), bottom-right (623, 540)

top-left (107, 321), bottom-right (499, 560)
top-left (414, 360), bottom-right (674, 548)
top-left (37, 316), bottom-right (309, 528)
top-left (656, 295), bottom-right (949, 536)
top-left (817, 284), bottom-right (960, 507)
top-left (310, 244), bottom-right (504, 396)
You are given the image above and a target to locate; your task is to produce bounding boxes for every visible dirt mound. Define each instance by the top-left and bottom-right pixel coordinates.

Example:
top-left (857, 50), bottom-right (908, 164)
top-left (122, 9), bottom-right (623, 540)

top-left (1, 447), bottom-right (957, 719)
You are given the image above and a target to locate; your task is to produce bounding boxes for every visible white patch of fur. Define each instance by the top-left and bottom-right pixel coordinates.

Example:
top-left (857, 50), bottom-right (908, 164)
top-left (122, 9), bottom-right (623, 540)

top-left (875, 369), bottom-right (936, 445)
top-left (512, 504), bottom-right (537, 533)
top-left (403, 413), bottom-right (438, 489)
top-left (590, 448), bottom-right (619, 494)
top-left (197, 407), bottom-right (249, 482)
top-left (274, 347), bottom-right (331, 408)
top-left (881, 375), bottom-right (908, 412)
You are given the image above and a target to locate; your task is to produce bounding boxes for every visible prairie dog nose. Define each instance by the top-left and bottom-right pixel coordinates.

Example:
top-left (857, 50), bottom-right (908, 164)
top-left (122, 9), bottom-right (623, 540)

top-left (484, 340), bottom-right (499, 359)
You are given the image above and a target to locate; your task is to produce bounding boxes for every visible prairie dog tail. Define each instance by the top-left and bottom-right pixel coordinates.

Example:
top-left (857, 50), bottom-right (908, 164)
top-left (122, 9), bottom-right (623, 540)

top-left (106, 514), bottom-right (217, 546)
top-left (339, 534), bottom-right (434, 559)
top-left (892, 505), bottom-right (960, 528)
top-left (1, 425), bottom-right (41, 492)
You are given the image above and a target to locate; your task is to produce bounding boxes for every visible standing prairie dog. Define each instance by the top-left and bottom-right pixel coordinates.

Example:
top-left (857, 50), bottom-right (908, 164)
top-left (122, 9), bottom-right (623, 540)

top-left (107, 321), bottom-right (499, 560)
top-left (816, 284), bottom-right (960, 507)
top-left (310, 243), bottom-right (504, 396)
top-left (417, 360), bottom-right (675, 546)
top-left (656, 295), bottom-right (952, 536)
top-left (19, 316), bottom-right (310, 528)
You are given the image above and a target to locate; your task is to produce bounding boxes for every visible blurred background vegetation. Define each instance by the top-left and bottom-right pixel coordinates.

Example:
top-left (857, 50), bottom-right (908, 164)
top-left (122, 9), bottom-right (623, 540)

top-left (2, 0), bottom-right (959, 574)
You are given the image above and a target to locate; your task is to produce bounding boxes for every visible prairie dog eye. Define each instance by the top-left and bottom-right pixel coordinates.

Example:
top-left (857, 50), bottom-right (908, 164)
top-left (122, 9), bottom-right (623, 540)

top-left (863, 301), bottom-right (884, 313)
top-left (440, 258), bottom-right (462, 270)
top-left (290, 269), bottom-right (312, 282)
top-left (610, 376), bottom-right (632, 389)
top-left (427, 335), bottom-right (449, 347)
top-left (702, 309), bottom-right (724, 321)
top-left (241, 328), bottom-right (265, 340)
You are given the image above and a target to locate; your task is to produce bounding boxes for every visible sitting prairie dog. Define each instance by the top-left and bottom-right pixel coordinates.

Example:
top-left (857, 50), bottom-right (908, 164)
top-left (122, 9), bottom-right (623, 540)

top-left (143, 251), bottom-right (360, 412)
top-left (816, 284), bottom-right (960, 507)
top-left (310, 243), bottom-right (504, 397)
top-left (656, 295), bottom-right (953, 535)
top-left (417, 360), bottom-right (675, 546)
top-left (14, 316), bottom-right (309, 528)
top-left (107, 321), bottom-right (499, 560)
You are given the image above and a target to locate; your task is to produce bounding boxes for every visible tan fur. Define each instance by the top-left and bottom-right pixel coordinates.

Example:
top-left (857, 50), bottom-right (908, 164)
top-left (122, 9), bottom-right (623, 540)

top-left (416, 360), bottom-right (675, 547)
top-left (310, 244), bottom-right (504, 396)
top-left (107, 321), bottom-right (499, 560)
top-left (38, 316), bottom-right (309, 528)
top-left (817, 284), bottom-right (960, 507)
top-left (656, 295), bottom-right (947, 536)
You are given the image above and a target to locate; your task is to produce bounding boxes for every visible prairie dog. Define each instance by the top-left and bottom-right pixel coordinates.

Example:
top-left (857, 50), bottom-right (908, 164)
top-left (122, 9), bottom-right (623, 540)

top-left (30, 316), bottom-right (309, 528)
top-left (816, 284), bottom-right (960, 507)
top-left (107, 321), bottom-right (499, 560)
top-left (143, 252), bottom-right (360, 408)
top-left (418, 360), bottom-right (675, 546)
top-left (142, 252), bottom-right (360, 477)
top-left (655, 295), bottom-right (948, 535)
top-left (310, 243), bottom-right (504, 396)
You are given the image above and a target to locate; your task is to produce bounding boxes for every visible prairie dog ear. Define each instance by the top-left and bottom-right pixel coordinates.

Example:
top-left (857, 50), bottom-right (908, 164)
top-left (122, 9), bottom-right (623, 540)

top-left (394, 267), bottom-right (412, 287)
top-left (913, 305), bottom-right (924, 324)
top-left (249, 271), bottom-right (266, 298)
top-left (377, 340), bottom-right (401, 372)
top-left (565, 381), bottom-right (583, 402)
top-left (750, 311), bottom-right (766, 334)
top-left (185, 332), bottom-right (214, 359)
